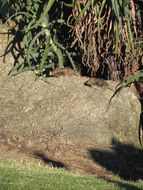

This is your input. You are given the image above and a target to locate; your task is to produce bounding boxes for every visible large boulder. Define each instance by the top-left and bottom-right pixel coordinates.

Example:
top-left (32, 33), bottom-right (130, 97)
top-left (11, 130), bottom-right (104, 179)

top-left (0, 69), bottom-right (141, 148)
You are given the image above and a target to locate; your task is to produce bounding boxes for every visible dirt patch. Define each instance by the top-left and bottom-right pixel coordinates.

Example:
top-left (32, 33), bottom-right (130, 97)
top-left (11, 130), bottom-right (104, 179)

top-left (0, 133), bottom-right (115, 179)
top-left (0, 132), bottom-right (143, 181)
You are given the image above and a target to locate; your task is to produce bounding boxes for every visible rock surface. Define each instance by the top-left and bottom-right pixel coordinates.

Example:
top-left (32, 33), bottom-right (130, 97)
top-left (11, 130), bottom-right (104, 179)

top-left (0, 68), bottom-right (141, 148)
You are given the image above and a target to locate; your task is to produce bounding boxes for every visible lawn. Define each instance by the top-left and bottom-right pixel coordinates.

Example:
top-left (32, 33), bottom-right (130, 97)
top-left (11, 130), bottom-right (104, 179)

top-left (0, 159), bottom-right (142, 190)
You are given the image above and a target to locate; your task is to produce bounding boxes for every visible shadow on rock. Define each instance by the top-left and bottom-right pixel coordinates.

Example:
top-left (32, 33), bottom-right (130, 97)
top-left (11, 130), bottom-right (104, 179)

top-left (89, 138), bottom-right (143, 181)
top-left (34, 152), bottom-right (68, 170)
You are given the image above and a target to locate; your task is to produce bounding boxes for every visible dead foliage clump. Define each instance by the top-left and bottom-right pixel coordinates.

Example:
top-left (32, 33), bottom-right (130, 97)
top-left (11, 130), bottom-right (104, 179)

top-left (68, 0), bottom-right (143, 81)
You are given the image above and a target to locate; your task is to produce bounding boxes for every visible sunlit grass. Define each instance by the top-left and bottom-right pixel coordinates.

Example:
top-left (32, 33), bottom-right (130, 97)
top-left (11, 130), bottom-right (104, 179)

top-left (0, 158), bottom-right (142, 190)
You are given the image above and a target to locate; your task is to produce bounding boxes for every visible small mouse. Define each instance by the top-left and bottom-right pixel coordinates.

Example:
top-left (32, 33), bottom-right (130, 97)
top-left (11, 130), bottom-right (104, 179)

top-left (84, 77), bottom-right (114, 92)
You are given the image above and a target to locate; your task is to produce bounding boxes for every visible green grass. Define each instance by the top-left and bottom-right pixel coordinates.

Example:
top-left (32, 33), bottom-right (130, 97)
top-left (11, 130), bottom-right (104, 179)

top-left (0, 159), bottom-right (142, 190)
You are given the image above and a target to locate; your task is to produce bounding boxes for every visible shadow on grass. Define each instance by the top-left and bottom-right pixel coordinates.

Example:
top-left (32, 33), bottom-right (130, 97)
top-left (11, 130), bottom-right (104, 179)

top-left (34, 152), bottom-right (68, 170)
top-left (99, 177), bottom-right (143, 190)
top-left (89, 138), bottom-right (143, 181)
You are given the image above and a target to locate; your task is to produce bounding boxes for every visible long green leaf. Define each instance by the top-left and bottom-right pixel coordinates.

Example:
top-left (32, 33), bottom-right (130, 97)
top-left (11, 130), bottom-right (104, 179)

top-left (62, 2), bottom-right (74, 8)
top-left (38, 38), bottom-right (50, 76)
top-left (117, 72), bottom-right (143, 93)
top-left (6, 11), bottom-right (34, 23)
top-left (123, 0), bottom-right (131, 10)
top-left (111, 0), bottom-right (125, 43)
top-left (124, 5), bottom-right (134, 51)
top-left (55, 42), bottom-right (78, 74)
top-left (25, 0), bottom-right (56, 31)
top-left (115, 20), bottom-right (119, 55)
top-left (74, 0), bottom-right (92, 25)
top-left (98, 0), bottom-right (106, 27)
top-left (127, 19), bottom-right (134, 51)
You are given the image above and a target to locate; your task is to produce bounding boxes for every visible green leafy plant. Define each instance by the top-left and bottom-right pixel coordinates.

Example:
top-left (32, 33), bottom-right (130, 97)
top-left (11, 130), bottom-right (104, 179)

top-left (114, 71), bottom-right (143, 147)
top-left (116, 72), bottom-right (143, 93)
top-left (3, 0), bottom-right (77, 77)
